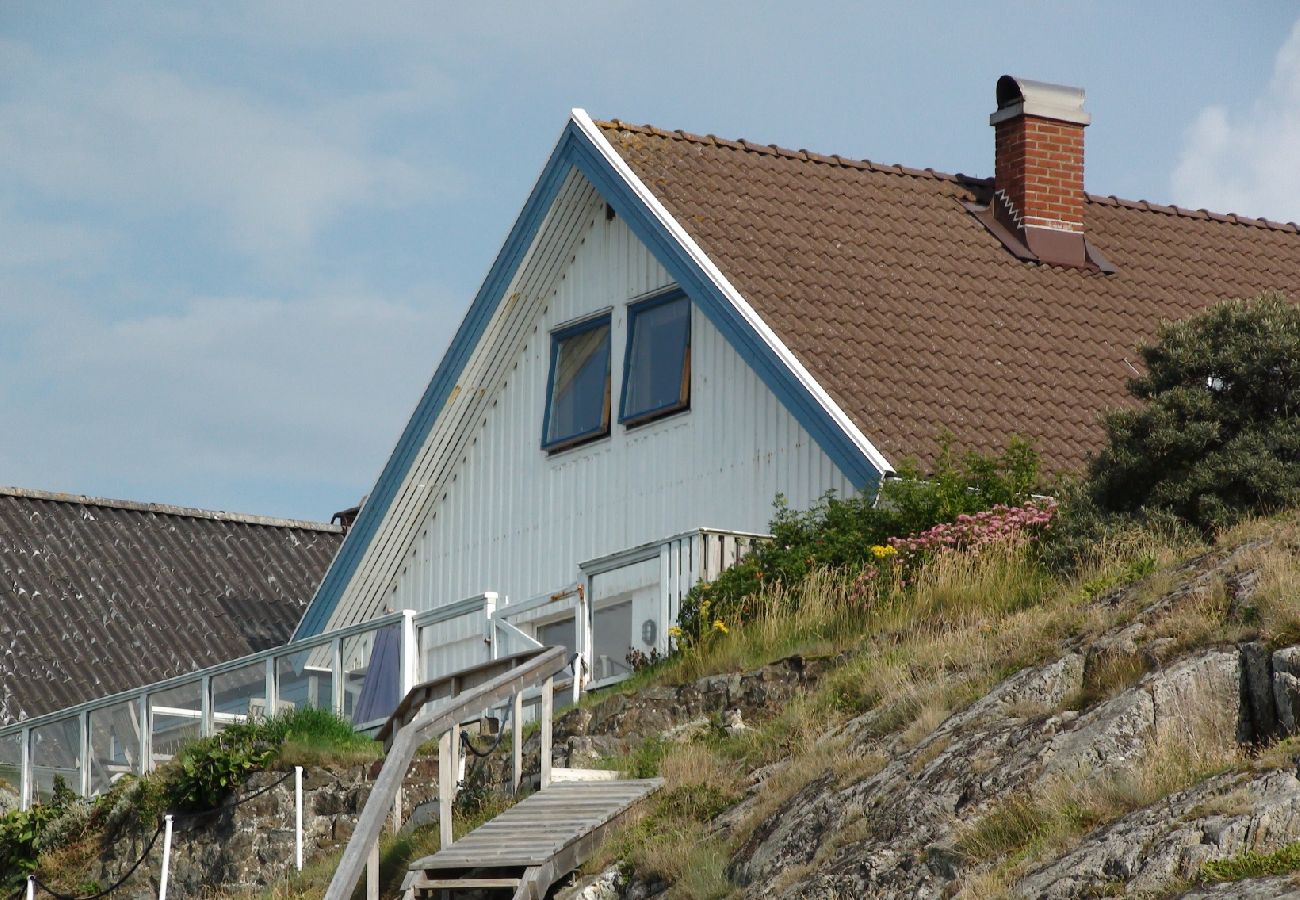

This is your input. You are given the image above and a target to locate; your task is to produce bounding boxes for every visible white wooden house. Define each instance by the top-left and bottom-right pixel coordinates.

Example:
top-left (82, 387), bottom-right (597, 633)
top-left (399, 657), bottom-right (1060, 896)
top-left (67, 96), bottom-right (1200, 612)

top-left (292, 109), bottom-right (887, 686)
top-left (294, 75), bottom-right (1300, 689)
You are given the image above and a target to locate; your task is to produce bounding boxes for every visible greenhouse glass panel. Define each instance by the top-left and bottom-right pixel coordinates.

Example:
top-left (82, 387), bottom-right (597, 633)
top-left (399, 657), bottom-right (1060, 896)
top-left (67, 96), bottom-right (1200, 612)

top-left (88, 700), bottom-right (142, 795)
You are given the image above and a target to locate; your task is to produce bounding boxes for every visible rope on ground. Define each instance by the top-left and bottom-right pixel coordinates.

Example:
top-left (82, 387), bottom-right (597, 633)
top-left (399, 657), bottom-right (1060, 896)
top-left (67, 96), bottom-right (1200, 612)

top-left (29, 820), bottom-right (164, 900)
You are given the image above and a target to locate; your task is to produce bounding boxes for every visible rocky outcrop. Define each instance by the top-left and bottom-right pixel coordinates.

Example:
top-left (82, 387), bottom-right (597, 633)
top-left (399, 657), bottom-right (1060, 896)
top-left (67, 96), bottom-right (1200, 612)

top-left (1020, 770), bottom-right (1300, 897)
top-left (716, 541), bottom-right (1300, 899)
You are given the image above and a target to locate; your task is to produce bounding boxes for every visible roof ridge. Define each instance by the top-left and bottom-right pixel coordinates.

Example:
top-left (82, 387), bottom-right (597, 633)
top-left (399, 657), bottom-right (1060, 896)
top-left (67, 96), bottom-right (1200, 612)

top-left (597, 118), bottom-right (986, 187)
top-left (596, 118), bottom-right (1300, 236)
top-left (0, 485), bottom-right (343, 532)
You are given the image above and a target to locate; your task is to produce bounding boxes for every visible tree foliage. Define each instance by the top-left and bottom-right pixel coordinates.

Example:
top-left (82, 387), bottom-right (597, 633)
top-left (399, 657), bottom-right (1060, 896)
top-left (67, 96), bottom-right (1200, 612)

top-left (1087, 293), bottom-right (1300, 532)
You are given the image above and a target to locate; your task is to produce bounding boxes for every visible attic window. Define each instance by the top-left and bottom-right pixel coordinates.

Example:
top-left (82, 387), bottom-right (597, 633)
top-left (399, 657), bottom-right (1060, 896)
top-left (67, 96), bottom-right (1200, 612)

top-left (620, 291), bottom-right (691, 426)
top-left (542, 313), bottom-right (612, 451)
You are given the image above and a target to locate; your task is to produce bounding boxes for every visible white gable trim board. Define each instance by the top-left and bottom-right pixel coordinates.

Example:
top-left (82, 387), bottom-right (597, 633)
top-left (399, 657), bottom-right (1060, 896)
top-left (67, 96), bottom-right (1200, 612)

top-left (296, 111), bottom-right (894, 643)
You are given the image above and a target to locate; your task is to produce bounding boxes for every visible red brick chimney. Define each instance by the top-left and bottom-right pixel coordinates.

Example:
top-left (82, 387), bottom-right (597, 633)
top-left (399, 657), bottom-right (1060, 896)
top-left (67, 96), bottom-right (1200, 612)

top-left (990, 75), bottom-right (1091, 267)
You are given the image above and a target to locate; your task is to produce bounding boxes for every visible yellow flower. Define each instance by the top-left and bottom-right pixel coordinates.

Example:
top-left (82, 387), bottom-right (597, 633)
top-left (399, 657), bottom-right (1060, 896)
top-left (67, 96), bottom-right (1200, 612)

top-left (668, 625), bottom-right (683, 638)
top-left (712, 618), bottom-right (729, 634)
top-left (871, 544), bottom-right (898, 559)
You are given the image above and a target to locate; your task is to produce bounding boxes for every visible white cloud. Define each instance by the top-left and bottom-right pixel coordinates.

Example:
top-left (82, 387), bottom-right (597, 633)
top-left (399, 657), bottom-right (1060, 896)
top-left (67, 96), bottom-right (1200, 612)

top-left (0, 48), bottom-right (447, 267)
top-left (1172, 19), bottom-right (1300, 224)
top-left (1, 289), bottom-right (452, 496)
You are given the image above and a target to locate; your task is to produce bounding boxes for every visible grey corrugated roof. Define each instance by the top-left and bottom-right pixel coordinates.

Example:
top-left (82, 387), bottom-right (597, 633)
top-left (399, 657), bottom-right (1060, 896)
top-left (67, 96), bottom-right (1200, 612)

top-left (0, 487), bottom-right (344, 725)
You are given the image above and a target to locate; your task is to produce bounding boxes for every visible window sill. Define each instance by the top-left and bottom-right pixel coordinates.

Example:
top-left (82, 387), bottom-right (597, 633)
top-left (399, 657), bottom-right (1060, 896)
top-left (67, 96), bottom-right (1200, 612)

top-left (543, 431), bottom-right (611, 458)
top-left (620, 403), bottom-right (690, 431)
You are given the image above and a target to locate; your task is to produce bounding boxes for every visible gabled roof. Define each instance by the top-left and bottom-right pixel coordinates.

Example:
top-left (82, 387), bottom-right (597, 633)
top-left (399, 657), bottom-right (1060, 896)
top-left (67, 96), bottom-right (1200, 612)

top-left (598, 120), bottom-right (1300, 474)
top-left (295, 108), bottom-right (1300, 638)
top-left (0, 487), bottom-right (343, 724)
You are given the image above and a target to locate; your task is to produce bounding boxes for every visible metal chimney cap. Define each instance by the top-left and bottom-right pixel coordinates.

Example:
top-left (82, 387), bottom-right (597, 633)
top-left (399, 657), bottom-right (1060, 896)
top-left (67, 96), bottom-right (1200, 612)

top-left (990, 75), bottom-right (1091, 127)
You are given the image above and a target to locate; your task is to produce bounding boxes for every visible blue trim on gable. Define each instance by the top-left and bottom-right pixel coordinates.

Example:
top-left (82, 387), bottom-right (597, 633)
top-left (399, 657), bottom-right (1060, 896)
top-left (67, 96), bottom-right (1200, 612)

top-left (295, 119), bottom-right (887, 639)
top-left (294, 127), bottom-right (584, 639)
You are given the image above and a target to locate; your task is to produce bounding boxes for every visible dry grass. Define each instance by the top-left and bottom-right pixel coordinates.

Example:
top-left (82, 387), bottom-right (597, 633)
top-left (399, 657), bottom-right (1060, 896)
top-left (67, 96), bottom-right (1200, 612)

top-left (957, 688), bottom-right (1245, 882)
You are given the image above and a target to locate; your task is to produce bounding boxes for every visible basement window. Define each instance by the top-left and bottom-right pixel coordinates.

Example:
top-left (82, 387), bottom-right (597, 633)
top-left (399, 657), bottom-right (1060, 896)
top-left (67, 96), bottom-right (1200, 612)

top-left (620, 292), bottom-right (691, 426)
top-left (542, 313), bottom-right (612, 451)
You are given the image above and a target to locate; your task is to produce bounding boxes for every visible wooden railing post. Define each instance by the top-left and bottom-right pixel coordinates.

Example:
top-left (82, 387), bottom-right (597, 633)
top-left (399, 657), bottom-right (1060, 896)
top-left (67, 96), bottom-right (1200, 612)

top-left (540, 676), bottom-right (554, 790)
top-left (511, 690), bottom-right (523, 794)
top-left (438, 727), bottom-right (454, 849)
top-left (367, 841), bottom-right (379, 900)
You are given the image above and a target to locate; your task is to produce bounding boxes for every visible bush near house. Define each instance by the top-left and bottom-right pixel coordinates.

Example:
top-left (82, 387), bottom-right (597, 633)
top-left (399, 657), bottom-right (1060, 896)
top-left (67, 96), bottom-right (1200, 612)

top-left (676, 437), bottom-right (1041, 646)
top-left (1086, 292), bottom-right (1300, 534)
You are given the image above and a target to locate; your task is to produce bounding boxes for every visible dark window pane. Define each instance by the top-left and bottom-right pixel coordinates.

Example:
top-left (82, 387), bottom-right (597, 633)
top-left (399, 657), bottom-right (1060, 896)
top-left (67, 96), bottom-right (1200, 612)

top-left (536, 615), bottom-right (576, 655)
top-left (546, 319), bottom-right (611, 447)
top-left (623, 296), bottom-right (690, 422)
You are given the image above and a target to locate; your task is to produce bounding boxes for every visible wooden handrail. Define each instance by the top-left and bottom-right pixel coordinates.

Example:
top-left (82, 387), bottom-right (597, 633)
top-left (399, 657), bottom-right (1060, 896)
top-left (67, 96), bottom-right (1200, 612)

top-left (323, 645), bottom-right (570, 900)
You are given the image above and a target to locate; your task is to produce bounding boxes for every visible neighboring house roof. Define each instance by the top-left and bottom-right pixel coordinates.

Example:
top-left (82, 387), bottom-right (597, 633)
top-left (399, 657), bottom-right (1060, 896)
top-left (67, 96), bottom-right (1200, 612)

top-left (0, 487), bottom-right (344, 725)
top-left (598, 120), bottom-right (1300, 474)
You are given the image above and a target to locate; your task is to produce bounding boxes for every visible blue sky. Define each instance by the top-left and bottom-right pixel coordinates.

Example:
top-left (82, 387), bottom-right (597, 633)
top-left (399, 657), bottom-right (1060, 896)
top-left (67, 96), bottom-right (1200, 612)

top-left (2, 3), bottom-right (1299, 521)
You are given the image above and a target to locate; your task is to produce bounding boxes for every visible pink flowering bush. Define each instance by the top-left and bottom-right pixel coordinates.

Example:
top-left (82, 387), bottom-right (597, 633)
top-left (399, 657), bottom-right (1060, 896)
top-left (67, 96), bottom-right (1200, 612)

top-left (848, 499), bottom-right (1057, 608)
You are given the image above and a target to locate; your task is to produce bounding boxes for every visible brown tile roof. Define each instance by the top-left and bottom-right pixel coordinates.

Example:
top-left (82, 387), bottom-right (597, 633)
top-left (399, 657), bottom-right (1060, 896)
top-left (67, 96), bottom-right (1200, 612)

top-left (598, 120), bottom-right (1300, 477)
top-left (0, 487), bottom-right (344, 724)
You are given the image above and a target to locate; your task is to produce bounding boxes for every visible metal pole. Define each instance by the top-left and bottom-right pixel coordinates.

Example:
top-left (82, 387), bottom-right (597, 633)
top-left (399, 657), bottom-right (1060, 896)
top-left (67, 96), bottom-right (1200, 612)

top-left (159, 814), bottom-right (174, 900)
top-left (25, 875), bottom-right (34, 900)
top-left (295, 766), bottom-right (304, 871)
top-left (19, 726), bottom-right (30, 811)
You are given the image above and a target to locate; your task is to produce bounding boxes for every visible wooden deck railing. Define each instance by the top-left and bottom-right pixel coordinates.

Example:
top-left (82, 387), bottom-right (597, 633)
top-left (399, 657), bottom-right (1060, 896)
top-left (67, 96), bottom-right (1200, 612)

top-left (323, 645), bottom-right (570, 900)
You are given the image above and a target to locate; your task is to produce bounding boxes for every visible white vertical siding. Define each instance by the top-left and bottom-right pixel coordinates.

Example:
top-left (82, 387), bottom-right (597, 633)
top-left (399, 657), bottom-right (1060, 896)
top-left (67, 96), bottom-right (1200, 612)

top-left (386, 200), bottom-right (855, 617)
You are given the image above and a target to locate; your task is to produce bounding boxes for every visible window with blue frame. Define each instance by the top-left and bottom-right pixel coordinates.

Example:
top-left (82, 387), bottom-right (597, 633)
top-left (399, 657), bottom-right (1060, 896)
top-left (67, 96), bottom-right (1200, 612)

top-left (542, 314), bottom-right (612, 450)
top-left (620, 292), bottom-right (691, 425)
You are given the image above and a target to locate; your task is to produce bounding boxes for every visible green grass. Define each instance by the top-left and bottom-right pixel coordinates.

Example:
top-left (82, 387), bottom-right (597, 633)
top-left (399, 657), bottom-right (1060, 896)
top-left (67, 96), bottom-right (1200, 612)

top-left (1201, 842), bottom-right (1300, 883)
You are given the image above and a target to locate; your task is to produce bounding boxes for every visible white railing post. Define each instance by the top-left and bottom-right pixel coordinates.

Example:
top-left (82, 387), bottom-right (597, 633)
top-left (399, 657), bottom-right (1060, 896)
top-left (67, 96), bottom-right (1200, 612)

top-left (438, 727), bottom-right (454, 848)
top-left (139, 693), bottom-right (152, 774)
top-left (659, 542), bottom-right (673, 655)
top-left (200, 674), bottom-right (213, 737)
top-left (540, 676), bottom-right (554, 790)
top-left (159, 813), bottom-right (174, 900)
top-left (400, 609), bottom-right (419, 696)
top-left (25, 875), bottom-right (34, 900)
top-left (331, 638), bottom-right (344, 716)
top-left (19, 726), bottom-right (30, 810)
top-left (295, 765), bottom-right (304, 871)
top-left (483, 592), bottom-right (499, 660)
top-left (78, 709), bottom-right (90, 797)
top-left (264, 657), bottom-right (277, 718)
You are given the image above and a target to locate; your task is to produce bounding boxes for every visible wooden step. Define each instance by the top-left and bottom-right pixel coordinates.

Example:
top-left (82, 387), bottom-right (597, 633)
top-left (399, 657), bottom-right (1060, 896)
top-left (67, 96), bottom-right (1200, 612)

top-left (411, 876), bottom-right (522, 889)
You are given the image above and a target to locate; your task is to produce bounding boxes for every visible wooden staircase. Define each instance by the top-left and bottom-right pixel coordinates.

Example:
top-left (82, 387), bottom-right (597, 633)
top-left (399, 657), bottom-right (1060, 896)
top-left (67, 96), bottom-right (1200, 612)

top-left (324, 647), bottom-right (661, 900)
top-left (402, 777), bottom-right (663, 899)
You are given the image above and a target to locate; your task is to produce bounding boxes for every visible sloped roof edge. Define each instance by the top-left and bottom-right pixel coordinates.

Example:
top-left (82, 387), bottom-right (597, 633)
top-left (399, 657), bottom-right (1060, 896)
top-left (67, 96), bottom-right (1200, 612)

top-left (0, 485), bottom-right (342, 532)
top-left (293, 111), bottom-right (891, 639)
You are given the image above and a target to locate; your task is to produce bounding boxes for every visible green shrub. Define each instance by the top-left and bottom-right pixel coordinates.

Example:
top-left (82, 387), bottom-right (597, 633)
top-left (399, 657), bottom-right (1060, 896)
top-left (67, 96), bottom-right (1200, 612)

top-left (169, 718), bottom-right (279, 811)
top-left (169, 707), bottom-right (374, 811)
top-left (1086, 293), bottom-right (1300, 534)
top-left (676, 437), bottom-right (1040, 645)
top-left (0, 776), bottom-right (81, 889)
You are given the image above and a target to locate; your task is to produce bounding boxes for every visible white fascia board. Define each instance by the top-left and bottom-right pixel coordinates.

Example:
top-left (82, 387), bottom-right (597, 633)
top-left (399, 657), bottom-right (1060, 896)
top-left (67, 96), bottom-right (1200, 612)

top-left (569, 108), bottom-right (894, 478)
